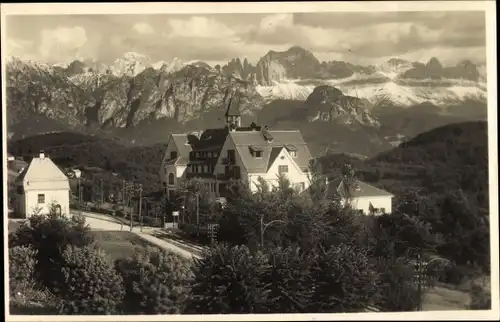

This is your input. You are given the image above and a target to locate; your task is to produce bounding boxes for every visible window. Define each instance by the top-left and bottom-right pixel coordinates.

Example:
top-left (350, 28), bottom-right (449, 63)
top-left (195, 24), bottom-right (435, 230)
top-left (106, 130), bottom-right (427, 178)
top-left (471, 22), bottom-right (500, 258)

top-left (255, 151), bottom-right (262, 158)
top-left (208, 152), bottom-right (212, 158)
top-left (37, 194), bottom-right (45, 204)
top-left (170, 151), bottom-right (178, 160)
top-left (227, 149), bottom-right (236, 164)
top-left (168, 173), bottom-right (175, 185)
top-left (299, 182), bottom-right (305, 191)
top-left (278, 165), bottom-right (288, 174)
top-left (380, 208), bottom-right (386, 214)
top-left (290, 150), bottom-right (297, 157)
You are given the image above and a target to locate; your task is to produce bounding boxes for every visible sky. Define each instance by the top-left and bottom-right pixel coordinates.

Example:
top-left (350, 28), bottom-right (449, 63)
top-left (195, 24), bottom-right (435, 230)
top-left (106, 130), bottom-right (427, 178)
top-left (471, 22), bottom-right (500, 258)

top-left (5, 11), bottom-right (487, 67)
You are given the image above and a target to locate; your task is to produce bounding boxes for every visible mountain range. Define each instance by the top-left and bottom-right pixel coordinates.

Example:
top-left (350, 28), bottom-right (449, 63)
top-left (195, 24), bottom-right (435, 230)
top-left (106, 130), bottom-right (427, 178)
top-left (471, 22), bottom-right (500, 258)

top-left (5, 46), bottom-right (488, 157)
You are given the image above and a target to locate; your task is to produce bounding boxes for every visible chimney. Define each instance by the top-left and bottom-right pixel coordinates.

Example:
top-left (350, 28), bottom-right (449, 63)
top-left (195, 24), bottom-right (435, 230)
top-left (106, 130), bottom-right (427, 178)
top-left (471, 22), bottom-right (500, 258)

top-left (39, 151), bottom-right (45, 159)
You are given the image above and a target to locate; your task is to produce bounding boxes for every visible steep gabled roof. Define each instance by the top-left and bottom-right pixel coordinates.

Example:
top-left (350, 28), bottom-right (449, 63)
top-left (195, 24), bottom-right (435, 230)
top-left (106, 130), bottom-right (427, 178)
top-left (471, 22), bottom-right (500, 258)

top-left (325, 178), bottom-right (394, 199)
top-left (170, 134), bottom-right (193, 159)
top-left (16, 155), bottom-right (70, 191)
top-left (230, 130), bottom-right (312, 173)
top-left (267, 147), bottom-right (284, 171)
top-left (194, 128), bottom-right (229, 150)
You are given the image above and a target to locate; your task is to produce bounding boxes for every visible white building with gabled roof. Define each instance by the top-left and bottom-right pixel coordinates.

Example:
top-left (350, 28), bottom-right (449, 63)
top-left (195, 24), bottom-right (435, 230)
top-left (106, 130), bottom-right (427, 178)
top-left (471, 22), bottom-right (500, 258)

top-left (14, 152), bottom-right (70, 217)
top-left (159, 91), bottom-right (313, 198)
top-left (324, 178), bottom-right (394, 215)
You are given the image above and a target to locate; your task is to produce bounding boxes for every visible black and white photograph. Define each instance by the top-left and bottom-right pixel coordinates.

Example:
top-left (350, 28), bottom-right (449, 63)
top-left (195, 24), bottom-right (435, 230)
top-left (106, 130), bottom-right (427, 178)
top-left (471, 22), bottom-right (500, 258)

top-left (2, 1), bottom-right (498, 320)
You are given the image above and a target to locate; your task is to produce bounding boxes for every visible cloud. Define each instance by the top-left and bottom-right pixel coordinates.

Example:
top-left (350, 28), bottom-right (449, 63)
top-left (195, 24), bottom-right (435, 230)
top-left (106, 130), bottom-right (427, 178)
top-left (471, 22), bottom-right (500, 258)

top-left (132, 22), bottom-right (154, 34)
top-left (38, 26), bottom-right (88, 62)
top-left (4, 13), bottom-right (487, 66)
top-left (236, 12), bottom-right (486, 64)
top-left (166, 16), bottom-right (235, 39)
top-left (6, 38), bottom-right (36, 60)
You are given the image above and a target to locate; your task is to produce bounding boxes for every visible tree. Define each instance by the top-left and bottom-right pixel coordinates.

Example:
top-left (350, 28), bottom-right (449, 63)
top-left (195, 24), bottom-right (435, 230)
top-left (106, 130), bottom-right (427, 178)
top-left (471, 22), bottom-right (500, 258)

top-left (341, 163), bottom-right (357, 188)
top-left (184, 244), bottom-right (270, 314)
top-left (262, 246), bottom-right (314, 313)
top-left (374, 256), bottom-right (420, 312)
top-left (9, 245), bottom-right (38, 296)
top-left (57, 244), bottom-right (125, 314)
top-left (9, 207), bottom-right (95, 292)
top-left (308, 244), bottom-right (378, 313)
top-left (115, 248), bottom-right (193, 314)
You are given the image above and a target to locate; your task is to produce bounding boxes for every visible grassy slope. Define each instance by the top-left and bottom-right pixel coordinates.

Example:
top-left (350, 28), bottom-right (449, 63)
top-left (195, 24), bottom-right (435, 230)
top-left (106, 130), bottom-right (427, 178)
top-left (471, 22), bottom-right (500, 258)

top-left (90, 230), bottom-right (160, 263)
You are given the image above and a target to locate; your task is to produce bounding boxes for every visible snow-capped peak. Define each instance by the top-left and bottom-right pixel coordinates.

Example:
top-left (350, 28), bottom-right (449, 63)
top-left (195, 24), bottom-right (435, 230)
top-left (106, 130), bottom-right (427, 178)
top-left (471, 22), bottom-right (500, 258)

top-left (164, 57), bottom-right (185, 74)
top-left (377, 58), bottom-right (413, 79)
top-left (111, 52), bottom-right (152, 77)
top-left (152, 60), bottom-right (169, 70)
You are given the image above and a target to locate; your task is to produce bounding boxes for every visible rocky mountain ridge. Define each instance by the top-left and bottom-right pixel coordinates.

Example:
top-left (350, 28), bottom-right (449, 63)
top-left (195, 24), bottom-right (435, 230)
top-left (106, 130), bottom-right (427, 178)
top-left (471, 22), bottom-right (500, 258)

top-left (6, 46), bottom-right (487, 143)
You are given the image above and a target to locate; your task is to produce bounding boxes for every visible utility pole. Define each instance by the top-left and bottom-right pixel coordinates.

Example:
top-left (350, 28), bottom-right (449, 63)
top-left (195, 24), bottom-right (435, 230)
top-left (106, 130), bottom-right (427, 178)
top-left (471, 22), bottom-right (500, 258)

top-left (259, 214), bottom-right (287, 248)
top-left (260, 215), bottom-right (264, 247)
top-left (196, 192), bottom-right (200, 236)
top-left (122, 180), bottom-right (125, 212)
top-left (100, 178), bottom-right (104, 206)
top-left (138, 184), bottom-right (143, 232)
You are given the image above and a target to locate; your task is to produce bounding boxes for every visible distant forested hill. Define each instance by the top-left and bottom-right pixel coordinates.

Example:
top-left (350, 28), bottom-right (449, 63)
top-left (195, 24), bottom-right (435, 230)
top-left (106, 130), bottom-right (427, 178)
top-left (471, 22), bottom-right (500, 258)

top-left (8, 132), bottom-right (166, 194)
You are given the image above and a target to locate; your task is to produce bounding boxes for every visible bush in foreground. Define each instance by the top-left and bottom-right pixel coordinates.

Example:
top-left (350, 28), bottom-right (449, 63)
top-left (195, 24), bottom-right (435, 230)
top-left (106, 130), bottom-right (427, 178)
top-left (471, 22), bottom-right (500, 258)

top-left (185, 243), bottom-right (380, 314)
top-left (115, 248), bottom-right (193, 314)
top-left (9, 211), bottom-right (95, 292)
top-left (9, 245), bottom-right (38, 295)
top-left (57, 245), bottom-right (125, 314)
top-left (308, 244), bottom-right (379, 313)
top-left (184, 244), bottom-right (270, 314)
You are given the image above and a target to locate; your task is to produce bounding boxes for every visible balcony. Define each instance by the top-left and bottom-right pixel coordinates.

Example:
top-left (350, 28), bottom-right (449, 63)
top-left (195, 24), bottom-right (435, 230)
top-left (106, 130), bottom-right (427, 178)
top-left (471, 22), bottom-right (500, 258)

top-left (219, 165), bottom-right (241, 180)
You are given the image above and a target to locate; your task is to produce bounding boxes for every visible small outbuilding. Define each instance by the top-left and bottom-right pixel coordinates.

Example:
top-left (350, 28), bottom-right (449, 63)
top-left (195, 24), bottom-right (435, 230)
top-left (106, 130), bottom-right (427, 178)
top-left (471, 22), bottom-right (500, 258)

top-left (14, 152), bottom-right (70, 217)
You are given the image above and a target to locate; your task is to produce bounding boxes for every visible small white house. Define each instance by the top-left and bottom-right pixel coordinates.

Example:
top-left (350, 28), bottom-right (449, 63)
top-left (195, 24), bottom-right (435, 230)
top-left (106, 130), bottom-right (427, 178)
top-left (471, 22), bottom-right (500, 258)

top-left (15, 152), bottom-right (70, 217)
top-left (325, 178), bottom-right (394, 215)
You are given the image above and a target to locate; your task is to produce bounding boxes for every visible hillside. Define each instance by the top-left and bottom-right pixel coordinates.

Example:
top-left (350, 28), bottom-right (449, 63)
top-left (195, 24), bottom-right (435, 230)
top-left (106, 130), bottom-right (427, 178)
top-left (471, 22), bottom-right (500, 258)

top-left (366, 121), bottom-right (487, 209)
top-left (8, 132), bottom-right (166, 194)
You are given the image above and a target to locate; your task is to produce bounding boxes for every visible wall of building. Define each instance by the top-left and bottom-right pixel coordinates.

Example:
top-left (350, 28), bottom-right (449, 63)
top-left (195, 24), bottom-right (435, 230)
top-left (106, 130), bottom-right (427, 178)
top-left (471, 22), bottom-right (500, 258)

top-left (248, 148), bottom-right (310, 193)
top-left (159, 137), bottom-right (180, 184)
top-left (345, 196), bottom-right (393, 215)
top-left (22, 189), bottom-right (70, 217)
top-left (213, 135), bottom-right (249, 192)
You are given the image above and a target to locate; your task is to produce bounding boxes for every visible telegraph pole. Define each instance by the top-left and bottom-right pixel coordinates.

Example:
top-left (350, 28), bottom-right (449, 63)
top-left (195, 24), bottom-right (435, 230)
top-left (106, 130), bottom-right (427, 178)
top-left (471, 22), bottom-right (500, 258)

top-left (196, 192), bottom-right (200, 236)
top-left (122, 180), bottom-right (125, 212)
top-left (138, 184), bottom-right (143, 232)
top-left (100, 178), bottom-right (104, 206)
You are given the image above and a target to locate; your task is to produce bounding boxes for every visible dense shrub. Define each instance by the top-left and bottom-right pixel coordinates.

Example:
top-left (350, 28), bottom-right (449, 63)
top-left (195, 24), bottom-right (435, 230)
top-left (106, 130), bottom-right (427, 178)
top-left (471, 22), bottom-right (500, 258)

top-left (115, 248), bottom-right (193, 314)
top-left (9, 246), bottom-right (38, 295)
top-left (184, 244), bottom-right (270, 314)
top-left (9, 212), bottom-right (95, 292)
top-left (374, 256), bottom-right (419, 312)
top-left (308, 244), bottom-right (379, 312)
top-left (57, 245), bottom-right (125, 314)
top-left (263, 246), bottom-right (315, 313)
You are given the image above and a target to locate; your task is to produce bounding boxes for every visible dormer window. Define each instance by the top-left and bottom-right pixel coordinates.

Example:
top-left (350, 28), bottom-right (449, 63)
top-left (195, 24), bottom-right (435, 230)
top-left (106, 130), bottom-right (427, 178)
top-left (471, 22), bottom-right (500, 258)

top-left (249, 146), bottom-right (263, 158)
top-left (285, 145), bottom-right (298, 158)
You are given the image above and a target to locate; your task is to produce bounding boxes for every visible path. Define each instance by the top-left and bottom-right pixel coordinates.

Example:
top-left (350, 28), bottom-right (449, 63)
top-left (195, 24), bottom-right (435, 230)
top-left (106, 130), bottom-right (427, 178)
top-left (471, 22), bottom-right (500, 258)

top-left (74, 211), bottom-right (201, 260)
